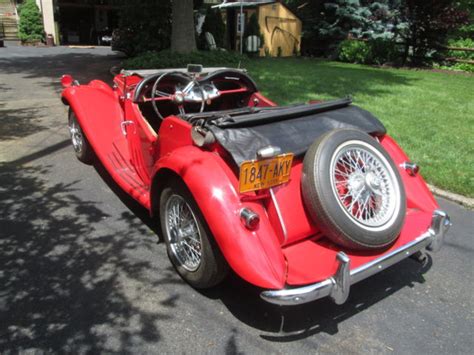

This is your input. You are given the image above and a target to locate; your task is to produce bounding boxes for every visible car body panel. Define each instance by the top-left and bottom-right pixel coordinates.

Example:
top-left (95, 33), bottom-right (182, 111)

top-left (152, 145), bottom-right (286, 289)
top-left (283, 208), bottom-right (432, 285)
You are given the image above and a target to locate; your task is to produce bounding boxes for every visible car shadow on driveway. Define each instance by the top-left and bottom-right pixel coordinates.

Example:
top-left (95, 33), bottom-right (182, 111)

top-left (200, 253), bottom-right (432, 342)
top-left (87, 150), bottom-right (435, 343)
top-left (92, 158), bottom-right (162, 240)
top-left (0, 162), bottom-right (176, 352)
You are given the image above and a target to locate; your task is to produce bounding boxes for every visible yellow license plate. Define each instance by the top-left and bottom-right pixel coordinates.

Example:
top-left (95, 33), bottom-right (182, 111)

top-left (239, 154), bottom-right (294, 193)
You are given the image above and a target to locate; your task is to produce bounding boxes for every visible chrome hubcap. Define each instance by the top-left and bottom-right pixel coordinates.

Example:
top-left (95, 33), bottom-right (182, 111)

top-left (164, 195), bottom-right (202, 272)
top-left (330, 140), bottom-right (400, 231)
top-left (68, 119), bottom-right (83, 153)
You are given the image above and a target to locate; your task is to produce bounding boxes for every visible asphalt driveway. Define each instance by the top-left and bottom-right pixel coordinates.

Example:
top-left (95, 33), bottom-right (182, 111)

top-left (0, 46), bottom-right (473, 354)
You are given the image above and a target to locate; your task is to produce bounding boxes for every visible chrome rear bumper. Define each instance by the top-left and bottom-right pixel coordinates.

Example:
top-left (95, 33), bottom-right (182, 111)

top-left (261, 210), bottom-right (451, 306)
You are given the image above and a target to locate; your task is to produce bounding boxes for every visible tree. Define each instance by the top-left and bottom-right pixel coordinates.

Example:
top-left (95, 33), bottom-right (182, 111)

top-left (399, 0), bottom-right (470, 65)
top-left (317, 0), bottom-right (401, 41)
top-left (171, 0), bottom-right (197, 53)
top-left (18, 0), bottom-right (44, 42)
top-left (286, 0), bottom-right (401, 55)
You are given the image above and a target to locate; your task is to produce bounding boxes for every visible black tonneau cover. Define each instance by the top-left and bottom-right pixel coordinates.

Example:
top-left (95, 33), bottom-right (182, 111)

top-left (205, 99), bottom-right (386, 165)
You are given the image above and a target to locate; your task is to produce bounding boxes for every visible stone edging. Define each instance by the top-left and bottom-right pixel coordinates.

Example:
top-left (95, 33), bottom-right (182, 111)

top-left (429, 185), bottom-right (474, 209)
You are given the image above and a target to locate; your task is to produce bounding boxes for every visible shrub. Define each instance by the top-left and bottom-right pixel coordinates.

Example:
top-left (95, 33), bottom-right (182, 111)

top-left (338, 40), bottom-right (371, 64)
top-left (444, 38), bottom-right (474, 72)
top-left (115, 0), bottom-right (171, 56)
top-left (369, 38), bottom-right (401, 65)
top-left (338, 39), bottom-right (403, 65)
top-left (18, 0), bottom-right (44, 42)
top-left (124, 50), bottom-right (247, 70)
top-left (447, 38), bottom-right (474, 61)
top-left (449, 62), bottom-right (474, 72)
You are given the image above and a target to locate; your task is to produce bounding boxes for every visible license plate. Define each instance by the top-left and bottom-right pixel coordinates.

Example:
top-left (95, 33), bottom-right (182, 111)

top-left (239, 154), bottom-right (294, 193)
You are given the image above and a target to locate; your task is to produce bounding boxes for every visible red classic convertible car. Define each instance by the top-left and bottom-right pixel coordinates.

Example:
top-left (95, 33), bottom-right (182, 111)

top-left (61, 65), bottom-right (451, 305)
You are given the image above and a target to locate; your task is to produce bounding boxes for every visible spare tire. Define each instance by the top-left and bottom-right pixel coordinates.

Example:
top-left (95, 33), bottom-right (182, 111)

top-left (302, 129), bottom-right (406, 250)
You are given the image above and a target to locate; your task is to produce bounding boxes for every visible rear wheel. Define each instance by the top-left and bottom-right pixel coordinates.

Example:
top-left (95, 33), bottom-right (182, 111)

top-left (68, 110), bottom-right (93, 164)
top-left (302, 129), bottom-right (406, 250)
top-left (160, 181), bottom-right (228, 288)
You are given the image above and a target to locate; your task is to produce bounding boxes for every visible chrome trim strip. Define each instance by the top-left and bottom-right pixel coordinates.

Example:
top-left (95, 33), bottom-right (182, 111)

top-left (270, 187), bottom-right (288, 244)
top-left (261, 210), bottom-right (451, 306)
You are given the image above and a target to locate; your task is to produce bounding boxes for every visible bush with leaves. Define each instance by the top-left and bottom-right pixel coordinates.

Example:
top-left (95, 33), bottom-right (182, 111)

top-left (124, 50), bottom-right (247, 70)
top-left (369, 38), bottom-right (402, 65)
top-left (443, 37), bottom-right (474, 72)
top-left (338, 39), bottom-right (372, 63)
top-left (18, 0), bottom-right (44, 42)
top-left (115, 0), bottom-right (171, 56)
top-left (338, 38), bottom-right (402, 65)
top-left (447, 38), bottom-right (474, 60)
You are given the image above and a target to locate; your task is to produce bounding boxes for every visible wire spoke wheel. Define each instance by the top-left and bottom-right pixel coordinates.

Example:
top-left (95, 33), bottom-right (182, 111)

top-left (302, 129), bottom-right (406, 250)
top-left (330, 141), bottom-right (400, 231)
top-left (165, 194), bottom-right (203, 272)
top-left (68, 118), bottom-right (84, 153)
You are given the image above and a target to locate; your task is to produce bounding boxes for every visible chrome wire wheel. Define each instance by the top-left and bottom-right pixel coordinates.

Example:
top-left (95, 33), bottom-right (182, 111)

top-left (68, 118), bottom-right (83, 154)
top-left (330, 140), bottom-right (401, 232)
top-left (164, 194), bottom-right (203, 272)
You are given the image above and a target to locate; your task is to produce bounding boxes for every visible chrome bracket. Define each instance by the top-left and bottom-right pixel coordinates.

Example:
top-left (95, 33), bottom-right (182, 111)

top-left (269, 187), bottom-right (288, 243)
top-left (121, 120), bottom-right (134, 136)
top-left (329, 252), bottom-right (351, 304)
top-left (427, 210), bottom-right (452, 252)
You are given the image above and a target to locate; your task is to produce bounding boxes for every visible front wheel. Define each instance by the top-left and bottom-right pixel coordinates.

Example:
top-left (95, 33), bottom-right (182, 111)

top-left (160, 181), bottom-right (228, 288)
top-left (68, 110), bottom-right (94, 164)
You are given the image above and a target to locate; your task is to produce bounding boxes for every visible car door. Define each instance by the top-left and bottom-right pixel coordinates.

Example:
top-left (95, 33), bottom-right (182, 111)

top-left (123, 100), bottom-right (158, 187)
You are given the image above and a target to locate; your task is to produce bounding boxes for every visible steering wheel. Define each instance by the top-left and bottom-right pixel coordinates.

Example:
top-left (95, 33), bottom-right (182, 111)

top-left (151, 72), bottom-right (206, 120)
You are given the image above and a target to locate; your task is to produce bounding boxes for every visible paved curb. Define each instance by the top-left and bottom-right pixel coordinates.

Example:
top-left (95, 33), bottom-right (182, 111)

top-left (429, 184), bottom-right (474, 209)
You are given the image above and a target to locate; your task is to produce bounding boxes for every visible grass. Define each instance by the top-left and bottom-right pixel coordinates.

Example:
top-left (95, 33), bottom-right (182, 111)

top-left (244, 58), bottom-right (474, 197)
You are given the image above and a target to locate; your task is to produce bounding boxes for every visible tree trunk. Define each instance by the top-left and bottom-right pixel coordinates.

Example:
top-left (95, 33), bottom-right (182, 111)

top-left (171, 0), bottom-right (196, 53)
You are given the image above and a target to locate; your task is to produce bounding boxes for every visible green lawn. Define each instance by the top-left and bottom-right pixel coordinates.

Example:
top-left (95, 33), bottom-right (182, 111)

top-left (244, 58), bottom-right (474, 197)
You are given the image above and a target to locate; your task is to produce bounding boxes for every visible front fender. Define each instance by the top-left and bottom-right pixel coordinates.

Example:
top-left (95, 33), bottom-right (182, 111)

top-left (152, 146), bottom-right (286, 289)
top-left (61, 82), bottom-right (123, 157)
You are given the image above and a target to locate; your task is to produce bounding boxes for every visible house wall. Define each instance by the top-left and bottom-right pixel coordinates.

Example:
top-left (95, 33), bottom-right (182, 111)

top-left (258, 2), bottom-right (302, 57)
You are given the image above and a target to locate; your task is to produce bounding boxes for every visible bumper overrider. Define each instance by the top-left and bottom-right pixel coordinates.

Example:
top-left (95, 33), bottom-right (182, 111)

top-left (261, 210), bottom-right (451, 306)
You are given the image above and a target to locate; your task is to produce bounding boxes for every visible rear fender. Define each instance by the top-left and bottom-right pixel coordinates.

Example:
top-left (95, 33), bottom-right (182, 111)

top-left (151, 146), bottom-right (286, 289)
top-left (380, 135), bottom-right (438, 212)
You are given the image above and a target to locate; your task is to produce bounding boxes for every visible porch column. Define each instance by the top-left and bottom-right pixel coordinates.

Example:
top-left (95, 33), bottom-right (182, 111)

top-left (36, 0), bottom-right (57, 44)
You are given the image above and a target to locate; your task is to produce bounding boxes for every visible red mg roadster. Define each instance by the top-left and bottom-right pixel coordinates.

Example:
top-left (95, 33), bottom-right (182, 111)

top-left (61, 65), bottom-right (451, 305)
